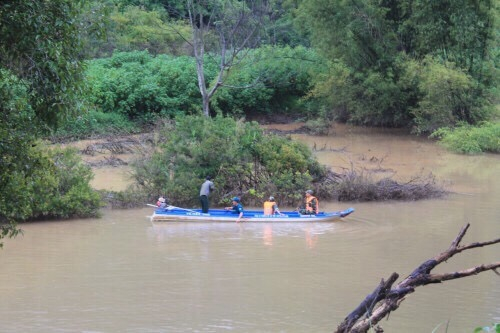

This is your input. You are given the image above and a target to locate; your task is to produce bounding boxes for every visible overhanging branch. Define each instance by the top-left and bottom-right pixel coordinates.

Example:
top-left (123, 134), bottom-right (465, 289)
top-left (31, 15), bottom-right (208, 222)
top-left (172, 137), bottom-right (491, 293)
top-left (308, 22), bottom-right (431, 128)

top-left (335, 223), bottom-right (500, 333)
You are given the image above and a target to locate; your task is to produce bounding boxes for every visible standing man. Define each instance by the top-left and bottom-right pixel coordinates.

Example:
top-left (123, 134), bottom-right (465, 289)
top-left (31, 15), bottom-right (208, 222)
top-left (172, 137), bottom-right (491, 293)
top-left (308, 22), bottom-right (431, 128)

top-left (199, 176), bottom-right (215, 213)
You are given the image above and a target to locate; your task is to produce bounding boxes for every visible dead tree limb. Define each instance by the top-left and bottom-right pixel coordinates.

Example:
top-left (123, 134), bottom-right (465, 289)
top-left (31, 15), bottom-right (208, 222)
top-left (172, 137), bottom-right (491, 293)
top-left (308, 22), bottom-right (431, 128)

top-left (335, 223), bottom-right (500, 333)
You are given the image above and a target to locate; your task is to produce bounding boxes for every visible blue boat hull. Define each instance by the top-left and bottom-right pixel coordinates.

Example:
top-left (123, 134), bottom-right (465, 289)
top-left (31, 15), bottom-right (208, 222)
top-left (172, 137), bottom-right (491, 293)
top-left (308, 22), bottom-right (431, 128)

top-left (151, 207), bottom-right (354, 222)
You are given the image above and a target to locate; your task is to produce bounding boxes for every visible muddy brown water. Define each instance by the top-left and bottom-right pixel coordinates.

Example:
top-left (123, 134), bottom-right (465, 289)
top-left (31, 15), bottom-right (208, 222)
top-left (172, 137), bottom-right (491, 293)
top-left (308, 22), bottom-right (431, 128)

top-left (1, 124), bottom-right (499, 332)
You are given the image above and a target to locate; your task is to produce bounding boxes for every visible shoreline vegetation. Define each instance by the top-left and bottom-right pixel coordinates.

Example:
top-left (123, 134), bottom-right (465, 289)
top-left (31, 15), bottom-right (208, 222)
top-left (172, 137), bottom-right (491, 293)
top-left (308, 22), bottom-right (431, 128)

top-left (4, 0), bottom-right (497, 230)
top-left (61, 117), bottom-right (447, 210)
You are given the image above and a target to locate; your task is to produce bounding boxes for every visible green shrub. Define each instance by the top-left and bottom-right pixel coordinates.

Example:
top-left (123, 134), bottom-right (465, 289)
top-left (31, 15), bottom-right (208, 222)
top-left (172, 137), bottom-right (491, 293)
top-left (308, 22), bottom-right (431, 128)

top-left (431, 122), bottom-right (500, 154)
top-left (408, 56), bottom-right (490, 134)
top-left (304, 118), bottom-right (332, 135)
top-left (1, 141), bottom-right (102, 222)
top-left (213, 45), bottom-right (326, 117)
top-left (28, 145), bottom-right (103, 220)
top-left (85, 51), bottom-right (207, 119)
top-left (53, 110), bottom-right (137, 140)
top-left (131, 115), bottom-right (326, 207)
top-left (348, 69), bottom-right (412, 127)
top-left (85, 47), bottom-right (323, 121)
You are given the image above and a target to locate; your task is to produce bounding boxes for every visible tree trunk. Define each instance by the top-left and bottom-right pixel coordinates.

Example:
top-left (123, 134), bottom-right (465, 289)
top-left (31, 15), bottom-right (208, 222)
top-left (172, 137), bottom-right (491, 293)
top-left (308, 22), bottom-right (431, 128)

top-left (202, 94), bottom-right (210, 117)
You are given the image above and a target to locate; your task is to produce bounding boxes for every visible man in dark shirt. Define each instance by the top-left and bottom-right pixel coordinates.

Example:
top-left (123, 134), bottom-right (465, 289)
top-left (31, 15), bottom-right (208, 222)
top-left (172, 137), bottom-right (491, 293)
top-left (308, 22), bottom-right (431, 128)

top-left (225, 197), bottom-right (244, 222)
top-left (199, 176), bottom-right (215, 213)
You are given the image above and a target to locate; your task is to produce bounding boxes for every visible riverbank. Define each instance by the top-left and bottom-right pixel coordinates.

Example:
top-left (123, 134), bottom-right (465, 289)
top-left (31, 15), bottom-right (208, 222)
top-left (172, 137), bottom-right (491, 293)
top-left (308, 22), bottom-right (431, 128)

top-left (59, 122), bottom-right (449, 206)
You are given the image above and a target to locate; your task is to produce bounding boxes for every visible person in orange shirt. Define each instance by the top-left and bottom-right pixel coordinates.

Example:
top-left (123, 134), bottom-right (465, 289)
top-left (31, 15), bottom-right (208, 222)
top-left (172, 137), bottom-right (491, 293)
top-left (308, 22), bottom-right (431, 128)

top-left (298, 190), bottom-right (319, 214)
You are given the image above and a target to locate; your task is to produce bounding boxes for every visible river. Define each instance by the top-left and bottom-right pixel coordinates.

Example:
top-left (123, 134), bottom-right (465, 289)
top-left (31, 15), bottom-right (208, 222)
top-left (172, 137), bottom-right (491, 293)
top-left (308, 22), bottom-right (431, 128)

top-left (1, 124), bottom-right (499, 332)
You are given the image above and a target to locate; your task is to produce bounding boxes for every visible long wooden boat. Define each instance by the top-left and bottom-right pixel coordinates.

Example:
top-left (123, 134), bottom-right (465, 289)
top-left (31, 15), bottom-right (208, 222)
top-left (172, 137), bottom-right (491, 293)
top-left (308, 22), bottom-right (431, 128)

top-left (150, 205), bottom-right (354, 223)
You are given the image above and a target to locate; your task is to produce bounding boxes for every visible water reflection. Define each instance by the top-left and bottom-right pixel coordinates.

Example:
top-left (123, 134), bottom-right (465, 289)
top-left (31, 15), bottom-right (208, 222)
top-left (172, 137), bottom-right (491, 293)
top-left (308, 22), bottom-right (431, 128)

top-left (263, 225), bottom-right (273, 247)
top-left (304, 226), bottom-right (319, 249)
top-left (148, 221), bottom-right (338, 250)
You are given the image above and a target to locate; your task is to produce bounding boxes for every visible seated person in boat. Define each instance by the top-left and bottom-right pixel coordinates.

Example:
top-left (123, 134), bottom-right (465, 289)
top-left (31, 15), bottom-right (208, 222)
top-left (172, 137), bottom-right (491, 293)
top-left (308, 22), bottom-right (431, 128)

top-left (263, 196), bottom-right (282, 216)
top-left (156, 196), bottom-right (167, 208)
top-left (298, 190), bottom-right (319, 214)
top-left (225, 197), bottom-right (244, 222)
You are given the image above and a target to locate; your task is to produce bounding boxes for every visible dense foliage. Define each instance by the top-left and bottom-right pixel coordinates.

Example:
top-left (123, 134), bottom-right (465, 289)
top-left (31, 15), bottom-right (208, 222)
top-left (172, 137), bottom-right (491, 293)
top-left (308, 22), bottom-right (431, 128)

top-left (106, 0), bottom-right (308, 47)
top-left (298, 0), bottom-right (498, 133)
top-left (214, 45), bottom-right (326, 117)
top-left (78, 0), bottom-right (499, 142)
top-left (0, 69), bottom-right (101, 223)
top-left (17, 145), bottom-right (102, 221)
top-left (1, 91), bottom-right (101, 222)
top-left (85, 51), bottom-right (206, 119)
top-left (0, 0), bottom-right (89, 126)
top-left (0, 69), bottom-right (36, 242)
top-left (85, 46), bottom-right (324, 119)
top-left (132, 115), bottom-right (327, 207)
top-left (59, 1), bottom-right (500, 143)
top-left (0, 0), bottom-right (104, 244)
top-left (82, 3), bottom-right (191, 58)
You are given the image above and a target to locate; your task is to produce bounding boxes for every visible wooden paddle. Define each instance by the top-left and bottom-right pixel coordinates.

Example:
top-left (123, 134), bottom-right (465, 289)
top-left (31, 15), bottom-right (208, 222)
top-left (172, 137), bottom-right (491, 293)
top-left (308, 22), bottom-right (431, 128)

top-left (146, 203), bottom-right (199, 213)
top-left (165, 205), bottom-right (199, 213)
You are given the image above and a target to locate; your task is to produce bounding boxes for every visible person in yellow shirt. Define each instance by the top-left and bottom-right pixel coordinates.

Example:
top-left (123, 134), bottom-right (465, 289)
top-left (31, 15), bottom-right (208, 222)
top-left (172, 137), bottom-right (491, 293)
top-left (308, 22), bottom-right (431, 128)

top-left (263, 196), bottom-right (282, 215)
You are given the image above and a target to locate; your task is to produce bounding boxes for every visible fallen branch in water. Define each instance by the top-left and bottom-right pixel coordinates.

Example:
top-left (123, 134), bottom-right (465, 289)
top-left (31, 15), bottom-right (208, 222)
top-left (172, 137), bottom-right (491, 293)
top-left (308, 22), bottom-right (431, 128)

top-left (335, 223), bottom-right (500, 333)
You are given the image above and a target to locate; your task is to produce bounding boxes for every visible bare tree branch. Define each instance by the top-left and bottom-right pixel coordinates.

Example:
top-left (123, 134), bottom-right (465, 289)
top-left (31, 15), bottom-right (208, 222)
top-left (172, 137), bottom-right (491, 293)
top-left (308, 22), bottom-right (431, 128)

top-left (182, 0), bottom-right (270, 116)
top-left (335, 223), bottom-right (500, 333)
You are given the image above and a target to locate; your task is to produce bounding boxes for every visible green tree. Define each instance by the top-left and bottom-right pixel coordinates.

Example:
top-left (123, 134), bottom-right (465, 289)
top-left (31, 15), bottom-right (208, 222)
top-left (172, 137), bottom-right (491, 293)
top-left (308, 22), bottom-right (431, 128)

top-left (0, 0), bottom-right (88, 125)
top-left (110, 6), bottom-right (191, 55)
top-left (0, 69), bottom-right (35, 245)
top-left (0, 0), bottom-right (100, 246)
top-left (174, 0), bottom-right (272, 116)
top-left (84, 4), bottom-right (192, 57)
top-left (407, 56), bottom-right (481, 133)
top-left (297, 0), bottom-right (497, 129)
top-left (297, 0), bottom-right (417, 126)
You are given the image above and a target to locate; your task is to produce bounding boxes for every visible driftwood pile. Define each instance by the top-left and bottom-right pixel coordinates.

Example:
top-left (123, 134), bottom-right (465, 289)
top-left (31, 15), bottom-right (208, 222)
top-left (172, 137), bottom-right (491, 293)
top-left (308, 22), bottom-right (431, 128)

top-left (80, 136), bottom-right (151, 167)
top-left (316, 168), bottom-right (446, 202)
